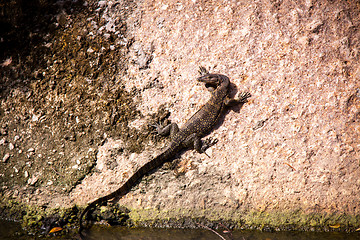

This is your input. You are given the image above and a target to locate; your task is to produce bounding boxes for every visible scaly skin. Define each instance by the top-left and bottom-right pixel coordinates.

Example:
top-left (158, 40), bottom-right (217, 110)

top-left (79, 67), bottom-right (251, 234)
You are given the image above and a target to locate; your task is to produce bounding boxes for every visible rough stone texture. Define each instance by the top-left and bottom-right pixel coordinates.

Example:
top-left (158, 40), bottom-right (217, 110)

top-left (72, 0), bottom-right (360, 229)
top-left (1, 0), bottom-right (360, 232)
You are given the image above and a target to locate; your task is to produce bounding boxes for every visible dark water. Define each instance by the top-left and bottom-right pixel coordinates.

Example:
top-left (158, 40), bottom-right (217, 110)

top-left (1, 219), bottom-right (359, 240)
top-left (82, 227), bottom-right (359, 240)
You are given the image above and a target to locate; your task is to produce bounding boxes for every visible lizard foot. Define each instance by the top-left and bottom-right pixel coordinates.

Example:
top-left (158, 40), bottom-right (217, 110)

top-left (150, 121), bottom-right (167, 135)
top-left (200, 137), bottom-right (218, 157)
top-left (225, 92), bottom-right (251, 106)
top-left (150, 121), bottom-right (179, 137)
top-left (198, 66), bottom-right (209, 76)
top-left (150, 121), bottom-right (161, 132)
top-left (237, 92), bottom-right (252, 102)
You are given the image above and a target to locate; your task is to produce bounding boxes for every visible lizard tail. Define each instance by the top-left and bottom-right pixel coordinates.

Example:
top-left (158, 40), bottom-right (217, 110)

top-left (79, 146), bottom-right (176, 234)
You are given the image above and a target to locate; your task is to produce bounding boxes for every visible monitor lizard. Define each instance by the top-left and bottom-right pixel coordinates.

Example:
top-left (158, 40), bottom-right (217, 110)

top-left (79, 66), bottom-right (251, 234)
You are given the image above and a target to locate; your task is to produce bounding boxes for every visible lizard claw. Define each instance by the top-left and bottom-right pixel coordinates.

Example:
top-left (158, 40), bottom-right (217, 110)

top-left (237, 92), bottom-right (251, 102)
top-left (198, 66), bottom-right (209, 76)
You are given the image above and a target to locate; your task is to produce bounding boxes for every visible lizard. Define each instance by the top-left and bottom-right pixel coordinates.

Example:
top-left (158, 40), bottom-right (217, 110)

top-left (78, 66), bottom-right (251, 234)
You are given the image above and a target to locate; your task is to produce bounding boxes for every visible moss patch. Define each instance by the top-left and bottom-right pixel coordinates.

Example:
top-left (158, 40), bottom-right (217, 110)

top-left (125, 207), bottom-right (360, 232)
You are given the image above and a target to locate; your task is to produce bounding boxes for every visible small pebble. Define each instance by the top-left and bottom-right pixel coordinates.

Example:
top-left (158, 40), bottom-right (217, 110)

top-left (28, 175), bottom-right (38, 185)
top-left (0, 128), bottom-right (7, 135)
top-left (2, 153), bottom-right (10, 163)
top-left (9, 143), bottom-right (14, 150)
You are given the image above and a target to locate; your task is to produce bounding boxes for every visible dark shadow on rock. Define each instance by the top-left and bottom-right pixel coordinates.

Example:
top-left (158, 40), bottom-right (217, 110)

top-left (0, 0), bottom-right (86, 98)
top-left (210, 78), bottom-right (250, 133)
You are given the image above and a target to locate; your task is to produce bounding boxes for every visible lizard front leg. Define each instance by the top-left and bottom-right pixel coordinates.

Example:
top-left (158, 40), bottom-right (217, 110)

top-left (224, 92), bottom-right (251, 106)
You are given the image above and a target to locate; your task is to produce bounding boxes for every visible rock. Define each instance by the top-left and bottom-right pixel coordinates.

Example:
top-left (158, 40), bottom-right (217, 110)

top-left (31, 114), bottom-right (40, 122)
top-left (116, 0), bottom-right (360, 229)
top-left (8, 143), bottom-right (14, 150)
top-left (98, 1), bottom-right (107, 8)
top-left (2, 153), bottom-right (10, 163)
top-left (306, 19), bottom-right (323, 33)
top-left (0, 128), bottom-right (7, 135)
top-left (27, 175), bottom-right (38, 186)
top-left (0, 0), bottom-right (359, 232)
top-left (27, 148), bottom-right (35, 152)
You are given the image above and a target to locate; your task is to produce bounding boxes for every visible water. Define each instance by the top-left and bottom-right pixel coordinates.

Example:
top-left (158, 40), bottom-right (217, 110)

top-left (1, 219), bottom-right (358, 240)
top-left (81, 226), bottom-right (359, 240)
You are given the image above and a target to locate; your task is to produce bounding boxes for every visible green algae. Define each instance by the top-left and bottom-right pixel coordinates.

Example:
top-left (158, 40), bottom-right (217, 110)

top-left (1, 195), bottom-right (360, 235)
top-left (126, 207), bottom-right (360, 232)
top-left (0, 198), bottom-right (79, 235)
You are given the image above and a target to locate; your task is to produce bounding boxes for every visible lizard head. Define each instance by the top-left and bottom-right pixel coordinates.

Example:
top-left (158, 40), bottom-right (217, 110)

top-left (197, 73), bottom-right (229, 88)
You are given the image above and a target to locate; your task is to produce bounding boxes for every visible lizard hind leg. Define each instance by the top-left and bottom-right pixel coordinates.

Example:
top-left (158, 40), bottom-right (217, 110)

top-left (199, 137), bottom-right (218, 158)
top-left (184, 133), bottom-right (218, 157)
top-left (200, 137), bottom-right (218, 152)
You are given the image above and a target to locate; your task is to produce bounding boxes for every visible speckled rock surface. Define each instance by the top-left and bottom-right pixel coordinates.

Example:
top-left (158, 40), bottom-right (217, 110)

top-left (1, 0), bottom-right (359, 232)
top-left (72, 0), bottom-right (360, 230)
